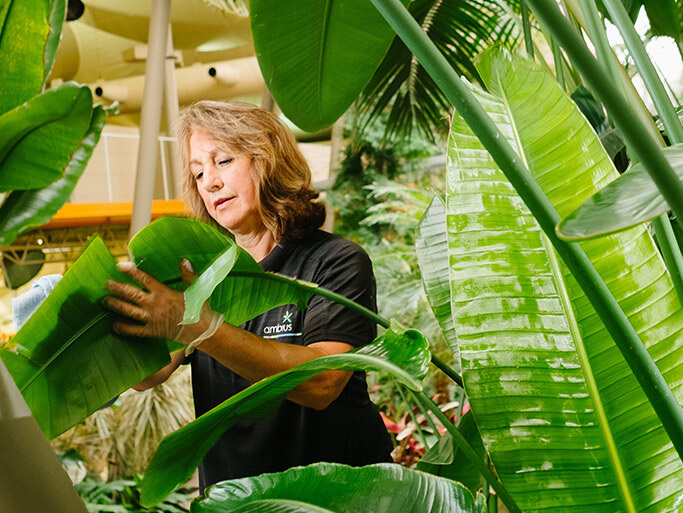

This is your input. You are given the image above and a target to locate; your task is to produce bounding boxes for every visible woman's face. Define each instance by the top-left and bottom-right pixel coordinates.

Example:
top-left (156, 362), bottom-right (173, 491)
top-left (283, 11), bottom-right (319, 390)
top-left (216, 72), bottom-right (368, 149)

top-left (189, 130), bottom-right (263, 235)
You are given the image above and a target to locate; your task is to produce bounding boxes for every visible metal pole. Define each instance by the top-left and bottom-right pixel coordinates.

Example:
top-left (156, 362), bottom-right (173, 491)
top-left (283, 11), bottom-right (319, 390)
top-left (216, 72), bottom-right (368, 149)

top-left (163, 22), bottom-right (183, 198)
top-left (0, 360), bottom-right (88, 513)
top-left (261, 86), bottom-right (276, 112)
top-left (322, 115), bottom-right (345, 232)
top-left (129, 0), bottom-right (171, 238)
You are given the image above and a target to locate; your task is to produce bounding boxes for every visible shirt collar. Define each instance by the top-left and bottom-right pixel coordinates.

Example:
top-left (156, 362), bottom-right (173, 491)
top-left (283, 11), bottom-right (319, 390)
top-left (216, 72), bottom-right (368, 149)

top-left (258, 237), bottom-right (299, 272)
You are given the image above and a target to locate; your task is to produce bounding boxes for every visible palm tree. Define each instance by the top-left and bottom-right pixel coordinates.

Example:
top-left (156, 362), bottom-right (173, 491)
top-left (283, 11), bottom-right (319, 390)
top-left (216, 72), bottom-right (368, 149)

top-left (353, 0), bottom-right (519, 143)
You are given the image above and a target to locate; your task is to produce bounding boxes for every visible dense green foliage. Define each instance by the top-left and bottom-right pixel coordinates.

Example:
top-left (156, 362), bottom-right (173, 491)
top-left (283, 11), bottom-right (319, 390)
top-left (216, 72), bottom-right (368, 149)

top-left (432, 47), bottom-right (682, 511)
top-left (140, 321), bottom-right (430, 506)
top-left (0, 0), bottom-right (102, 245)
top-left (5, 1), bottom-right (683, 512)
top-left (355, 0), bottom-right (519, 142)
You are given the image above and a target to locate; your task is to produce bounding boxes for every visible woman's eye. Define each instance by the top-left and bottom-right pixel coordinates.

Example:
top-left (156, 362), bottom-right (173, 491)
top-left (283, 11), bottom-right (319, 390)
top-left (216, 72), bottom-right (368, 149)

top-left (195, 172), bottom-right (203, 180)
top-left (218, 158), bottom-right (233, 166)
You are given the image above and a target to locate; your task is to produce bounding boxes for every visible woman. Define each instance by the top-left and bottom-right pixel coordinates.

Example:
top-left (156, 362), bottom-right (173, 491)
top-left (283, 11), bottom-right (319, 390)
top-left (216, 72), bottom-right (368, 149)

top-left (103, 101), bottom-right (393, 492)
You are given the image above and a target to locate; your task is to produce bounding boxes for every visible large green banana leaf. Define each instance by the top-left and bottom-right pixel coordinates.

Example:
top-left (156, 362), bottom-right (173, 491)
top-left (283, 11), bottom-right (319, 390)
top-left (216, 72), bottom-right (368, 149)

top-left (1, 218), bottom-right (324, 438)
top-left (415, 195), bottom-right (459, 359)
top-left (432, 47), bottom-right (683, 512)
top-left (128, 217), bottom-right (311, 326)
top-left (0, 105), bottom-right (106, 245)
top-left (0, 83), bottom-right (93, 191)
top-left (0, 237), bottom-right (171, 439)
top-left (42, 0), bottom-right (65, 84)
top-left (249, 0), bottom-right (408, 132)
top-left (229, 501), bottom-right (335, 513)
top-left (140, 321), bottom-right (430, 506)
top-left (191, 462), bottom-right (478, 513)
top-left (0, 0), bottom-right (65, 116)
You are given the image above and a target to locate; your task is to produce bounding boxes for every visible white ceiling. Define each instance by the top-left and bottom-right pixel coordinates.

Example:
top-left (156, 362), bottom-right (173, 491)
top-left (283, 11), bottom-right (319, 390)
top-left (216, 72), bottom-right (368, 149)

top-left (50, 0), bottom-right (254, 85)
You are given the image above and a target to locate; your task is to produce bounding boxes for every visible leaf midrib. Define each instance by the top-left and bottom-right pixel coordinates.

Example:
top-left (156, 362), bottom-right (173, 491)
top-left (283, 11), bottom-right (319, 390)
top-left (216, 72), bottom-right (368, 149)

top-left (20, 310), bottom-right (109, 392)
top-left (19, 271), bottom-right (180, 394)
top-left (491, 64), bottom-right (636, 513)
top-left (316, 0), bottom-right (334, 122)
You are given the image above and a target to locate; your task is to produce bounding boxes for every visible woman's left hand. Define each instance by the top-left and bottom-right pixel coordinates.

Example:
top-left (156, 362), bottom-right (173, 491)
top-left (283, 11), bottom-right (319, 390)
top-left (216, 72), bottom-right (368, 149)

top-left (103, 259), bottom-right (202, 343)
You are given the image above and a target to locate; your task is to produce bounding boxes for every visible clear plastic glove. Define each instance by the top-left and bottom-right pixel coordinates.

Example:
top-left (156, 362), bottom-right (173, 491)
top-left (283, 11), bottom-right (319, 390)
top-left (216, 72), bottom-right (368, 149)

top-left (103, 259), bottom-right (212, 346)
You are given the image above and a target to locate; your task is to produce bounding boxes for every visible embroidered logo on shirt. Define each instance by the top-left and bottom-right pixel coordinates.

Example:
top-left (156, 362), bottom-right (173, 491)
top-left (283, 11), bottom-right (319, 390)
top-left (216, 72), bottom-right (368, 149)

top-left (262, 310), bottom-right (301, 339)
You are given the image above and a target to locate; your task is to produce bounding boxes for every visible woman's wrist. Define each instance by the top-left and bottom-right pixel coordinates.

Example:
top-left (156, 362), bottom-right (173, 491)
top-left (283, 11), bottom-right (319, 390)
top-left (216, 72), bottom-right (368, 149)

top-left (178, 304), bottom-right (225, 355)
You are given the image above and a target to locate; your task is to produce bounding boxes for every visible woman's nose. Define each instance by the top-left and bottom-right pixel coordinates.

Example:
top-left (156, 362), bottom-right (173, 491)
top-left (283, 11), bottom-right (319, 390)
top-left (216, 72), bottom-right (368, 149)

top-left (202, 165), bottom-right (223, 191)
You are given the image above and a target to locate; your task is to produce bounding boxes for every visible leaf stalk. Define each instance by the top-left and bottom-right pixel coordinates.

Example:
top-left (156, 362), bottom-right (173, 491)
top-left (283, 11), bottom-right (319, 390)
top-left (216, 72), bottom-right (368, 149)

top-left (520, 0), bottom-right (534, 58)
top-left (410, 390), bottom-right (521, 513)
top-left (430, 354), bottom-right (463, 388)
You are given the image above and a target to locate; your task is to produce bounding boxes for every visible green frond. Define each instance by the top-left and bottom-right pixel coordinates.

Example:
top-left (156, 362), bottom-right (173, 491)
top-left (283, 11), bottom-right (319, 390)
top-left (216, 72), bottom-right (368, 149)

top-left (355, 0), bottom-right (520, 143)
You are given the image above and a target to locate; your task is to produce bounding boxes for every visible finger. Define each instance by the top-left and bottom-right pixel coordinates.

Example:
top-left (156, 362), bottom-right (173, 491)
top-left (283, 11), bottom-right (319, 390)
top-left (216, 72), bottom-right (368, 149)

top-left (179, 259), bottom-right (197, 285)
top-left (112, 320), bottom-right (151, 338)
top-left (102, 296), bottom-right (150, 323)
top-left (106, 279), bottom-right (150, 305)
top-left (116, 261), bottom-right (162, 291)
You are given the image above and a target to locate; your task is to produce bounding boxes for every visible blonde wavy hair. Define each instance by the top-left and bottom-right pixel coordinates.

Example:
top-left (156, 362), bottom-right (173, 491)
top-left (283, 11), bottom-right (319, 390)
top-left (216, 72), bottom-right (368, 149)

top-left (176, 101), bottom-right (326, 240)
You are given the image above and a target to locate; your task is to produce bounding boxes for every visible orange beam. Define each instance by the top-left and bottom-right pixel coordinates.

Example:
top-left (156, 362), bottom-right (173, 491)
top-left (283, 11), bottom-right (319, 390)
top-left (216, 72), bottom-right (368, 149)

top-left (43, 200), bottom-right (188, 229)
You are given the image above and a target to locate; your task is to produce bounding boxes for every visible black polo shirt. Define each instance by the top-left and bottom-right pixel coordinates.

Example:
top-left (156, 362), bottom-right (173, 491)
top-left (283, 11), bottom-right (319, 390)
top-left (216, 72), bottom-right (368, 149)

top-left (190, 230), bottom-right (393, 491)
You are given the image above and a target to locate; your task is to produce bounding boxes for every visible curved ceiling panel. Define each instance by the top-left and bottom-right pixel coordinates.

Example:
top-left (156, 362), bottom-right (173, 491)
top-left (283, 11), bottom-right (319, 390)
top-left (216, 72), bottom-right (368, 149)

top-left (81, 0), bottom-right (251, 48)
top-left (51, 0), bottom-right (253, 85)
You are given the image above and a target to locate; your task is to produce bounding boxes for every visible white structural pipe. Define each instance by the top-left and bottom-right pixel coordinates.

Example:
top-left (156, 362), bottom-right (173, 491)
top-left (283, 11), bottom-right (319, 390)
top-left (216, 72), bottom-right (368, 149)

top-left (0, 360), bottom-right (88, 513)
top-left (90, 56), bottom-right (264, 114)
top-left (94, 83), bottom-right (129, 103)
top-left (164, 23), bottom-right (183, 197)
top-left (129, 0), bottom-right (171, 239)
top-left (208, 62), bottom-right (241, 85)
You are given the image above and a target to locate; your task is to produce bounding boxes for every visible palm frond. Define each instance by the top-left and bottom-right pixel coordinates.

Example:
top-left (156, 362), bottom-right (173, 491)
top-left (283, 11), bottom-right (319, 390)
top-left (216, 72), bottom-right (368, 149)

top-left (355, 0), bottom-right (519, 143)
top-left (200, 0), bottom-right (249, 17)
top-left (52, 366), bottom-right (194, 479)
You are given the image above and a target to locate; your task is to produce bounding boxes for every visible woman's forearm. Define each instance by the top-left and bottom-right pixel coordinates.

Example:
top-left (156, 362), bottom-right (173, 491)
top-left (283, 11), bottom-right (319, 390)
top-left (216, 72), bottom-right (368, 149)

top-left (195, 320), bottom-right (353, 410)
top-left (132, 350), bottom-right (185, 391)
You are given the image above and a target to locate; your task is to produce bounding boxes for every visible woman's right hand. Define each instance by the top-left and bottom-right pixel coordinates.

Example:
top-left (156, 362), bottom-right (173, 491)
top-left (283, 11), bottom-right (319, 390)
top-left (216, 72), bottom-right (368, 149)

top-left (102, 259), bottom-right (199, 344)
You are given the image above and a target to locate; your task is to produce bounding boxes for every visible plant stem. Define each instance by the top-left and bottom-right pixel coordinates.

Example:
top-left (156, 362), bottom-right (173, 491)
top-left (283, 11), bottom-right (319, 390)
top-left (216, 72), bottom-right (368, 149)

top-left (527, 0), bottom-right (683, 236)
top-left (409, 385), bottom-right (441, 439)
top-left (652, 215), bottom-right (683, 304)
top-left (601, 0), bottom-right (683, 144)
top-left (488, 489), bottom-right (498, 513)
top-left (370, 0), bottom-right (683, 461)
top-left (431, 353), bottom-right (463, 388)
top-left (551, 39), bottom-right (566, 89)
top-left (521, 0), bottom-right (534, 58)
top-left (410, 390), bottom-right (521, 513)
top-left (577, 0), bottom-right (627, 101)
top-left (395, 379), bottom-right (428, 448)
top-left (229, 272), bottom-right (391, 329)
top-left (564, 0), bottom-right (663, 135)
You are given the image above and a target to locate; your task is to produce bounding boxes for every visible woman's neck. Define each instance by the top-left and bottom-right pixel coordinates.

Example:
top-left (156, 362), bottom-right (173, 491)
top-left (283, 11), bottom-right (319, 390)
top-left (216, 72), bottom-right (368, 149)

top-left (234, 229), bottom-right (278, 262)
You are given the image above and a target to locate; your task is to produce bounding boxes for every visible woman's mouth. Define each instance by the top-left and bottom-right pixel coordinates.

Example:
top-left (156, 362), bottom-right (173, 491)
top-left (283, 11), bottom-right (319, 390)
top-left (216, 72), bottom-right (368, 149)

top-left (214, 197), bottom-right (234, 210)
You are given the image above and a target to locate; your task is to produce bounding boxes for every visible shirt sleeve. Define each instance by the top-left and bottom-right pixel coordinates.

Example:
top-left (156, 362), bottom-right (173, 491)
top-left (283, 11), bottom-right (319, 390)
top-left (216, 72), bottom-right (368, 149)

top-left (302, 241), bottom-right (378, 347)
